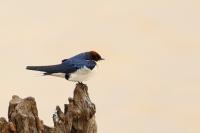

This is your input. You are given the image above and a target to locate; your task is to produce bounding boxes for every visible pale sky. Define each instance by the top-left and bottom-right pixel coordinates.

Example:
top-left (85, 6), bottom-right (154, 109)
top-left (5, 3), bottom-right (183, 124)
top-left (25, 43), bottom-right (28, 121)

top-left (0, 0), bottom-right (200, 132)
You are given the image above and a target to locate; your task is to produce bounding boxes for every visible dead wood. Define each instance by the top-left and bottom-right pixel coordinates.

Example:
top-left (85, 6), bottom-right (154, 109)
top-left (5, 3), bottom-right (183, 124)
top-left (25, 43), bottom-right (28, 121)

top-left (0, 83), bottom-right (97, 133)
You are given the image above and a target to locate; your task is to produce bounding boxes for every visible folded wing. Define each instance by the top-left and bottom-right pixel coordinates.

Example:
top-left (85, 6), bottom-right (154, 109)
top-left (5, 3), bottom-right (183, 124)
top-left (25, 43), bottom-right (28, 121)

top-left (26, 59), bottom-right (96, 74)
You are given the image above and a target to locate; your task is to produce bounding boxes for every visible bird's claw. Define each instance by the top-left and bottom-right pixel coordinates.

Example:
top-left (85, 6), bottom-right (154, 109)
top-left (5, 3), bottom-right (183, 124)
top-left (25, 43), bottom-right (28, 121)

top-left (77, 82), bottom-right (86, 88)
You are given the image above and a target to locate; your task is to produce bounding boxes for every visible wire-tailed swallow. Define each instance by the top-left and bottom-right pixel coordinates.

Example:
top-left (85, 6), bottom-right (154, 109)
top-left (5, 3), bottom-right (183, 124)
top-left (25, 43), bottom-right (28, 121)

top-left (26, 51), bottom-right (104, 83)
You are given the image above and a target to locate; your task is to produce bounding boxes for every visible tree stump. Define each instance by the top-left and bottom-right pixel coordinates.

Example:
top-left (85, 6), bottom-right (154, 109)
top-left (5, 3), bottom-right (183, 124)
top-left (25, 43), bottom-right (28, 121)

top-left (0, 83), bottom-right (97, 133)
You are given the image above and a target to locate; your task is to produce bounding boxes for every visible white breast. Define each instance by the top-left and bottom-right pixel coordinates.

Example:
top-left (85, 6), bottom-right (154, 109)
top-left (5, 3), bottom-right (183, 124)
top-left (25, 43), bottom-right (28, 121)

top-left (68, 66), bottom-right (93, 82)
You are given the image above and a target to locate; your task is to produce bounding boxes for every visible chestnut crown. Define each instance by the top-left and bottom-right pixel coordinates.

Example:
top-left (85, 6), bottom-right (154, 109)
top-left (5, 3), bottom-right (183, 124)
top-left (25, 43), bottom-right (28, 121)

top-left (88, 51), bottom-right (104, 61)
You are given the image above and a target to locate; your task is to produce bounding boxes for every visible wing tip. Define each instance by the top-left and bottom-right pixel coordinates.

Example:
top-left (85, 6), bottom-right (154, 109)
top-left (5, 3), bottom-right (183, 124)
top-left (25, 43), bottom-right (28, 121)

top-left (26, 66), bottom-right (30, 70)
top-left (26, 66), bottom-right (36, 70)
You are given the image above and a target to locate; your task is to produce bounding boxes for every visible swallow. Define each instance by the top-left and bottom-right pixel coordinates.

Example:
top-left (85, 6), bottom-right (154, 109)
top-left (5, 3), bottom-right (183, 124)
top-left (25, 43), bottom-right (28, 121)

top-left (26, 51), bottom-right (104, 83)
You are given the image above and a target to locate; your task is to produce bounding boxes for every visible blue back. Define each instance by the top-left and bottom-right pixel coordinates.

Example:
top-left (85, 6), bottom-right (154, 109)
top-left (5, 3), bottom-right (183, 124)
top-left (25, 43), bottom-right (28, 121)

top-left (57, 52), bottom-right (96, 73)
top-left (68, 52), bottom-right (91, 61)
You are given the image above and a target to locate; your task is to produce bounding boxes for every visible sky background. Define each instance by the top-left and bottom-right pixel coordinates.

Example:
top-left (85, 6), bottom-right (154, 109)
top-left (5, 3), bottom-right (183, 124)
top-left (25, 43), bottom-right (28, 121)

top-left (0, 0), bottom-right (200, 132)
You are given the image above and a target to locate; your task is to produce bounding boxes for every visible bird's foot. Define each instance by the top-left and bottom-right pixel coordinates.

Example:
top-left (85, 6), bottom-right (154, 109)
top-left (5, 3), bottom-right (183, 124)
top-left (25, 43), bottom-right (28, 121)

top-left (78, 82), bottom-right (84, 85)
top-left (77, 82), bottom-right (86, 88)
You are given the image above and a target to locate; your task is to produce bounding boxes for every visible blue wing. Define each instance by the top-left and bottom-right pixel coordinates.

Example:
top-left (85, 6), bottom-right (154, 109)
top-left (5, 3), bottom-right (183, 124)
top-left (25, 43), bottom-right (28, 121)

top-left (26, 59), bottom-right (96, 74)
top-left (62, 59), bottom-right (96, 73)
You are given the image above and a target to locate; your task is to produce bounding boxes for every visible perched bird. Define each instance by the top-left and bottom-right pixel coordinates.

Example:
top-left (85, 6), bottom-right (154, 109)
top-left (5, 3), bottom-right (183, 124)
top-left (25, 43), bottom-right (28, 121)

top-left (26, 51), bottom-right (104, 83)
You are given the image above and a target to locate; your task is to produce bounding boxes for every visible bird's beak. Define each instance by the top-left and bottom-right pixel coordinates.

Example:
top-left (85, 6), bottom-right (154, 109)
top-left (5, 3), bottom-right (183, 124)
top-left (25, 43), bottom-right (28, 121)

top-left (101, 58), bottom-right (105, 60)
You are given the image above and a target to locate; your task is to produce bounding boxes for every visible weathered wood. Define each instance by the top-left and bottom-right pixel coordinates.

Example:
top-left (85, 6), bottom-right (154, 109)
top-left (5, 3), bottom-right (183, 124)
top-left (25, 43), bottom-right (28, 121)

top-left (0, 83), bottom-right (97, 133)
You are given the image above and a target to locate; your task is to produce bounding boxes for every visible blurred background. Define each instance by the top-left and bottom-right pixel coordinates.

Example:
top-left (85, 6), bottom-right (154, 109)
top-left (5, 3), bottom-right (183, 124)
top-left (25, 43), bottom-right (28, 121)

top-left (0, 0), bottom-right (200, 132)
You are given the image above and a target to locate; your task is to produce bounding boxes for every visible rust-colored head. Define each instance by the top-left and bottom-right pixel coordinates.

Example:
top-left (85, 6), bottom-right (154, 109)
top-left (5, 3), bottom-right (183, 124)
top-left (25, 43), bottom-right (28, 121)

top-left (88, 51), bottom-right (104, 61)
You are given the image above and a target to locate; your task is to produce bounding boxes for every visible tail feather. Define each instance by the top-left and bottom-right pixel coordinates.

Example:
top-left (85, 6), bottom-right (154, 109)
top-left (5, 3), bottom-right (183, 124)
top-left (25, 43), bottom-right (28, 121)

top-left (26, 65), bottom-right (61, 73)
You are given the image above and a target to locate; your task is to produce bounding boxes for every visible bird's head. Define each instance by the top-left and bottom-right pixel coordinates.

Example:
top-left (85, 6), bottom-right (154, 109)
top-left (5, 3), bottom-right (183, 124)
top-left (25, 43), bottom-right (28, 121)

top-left (88, 51), bottom-right (104, 62)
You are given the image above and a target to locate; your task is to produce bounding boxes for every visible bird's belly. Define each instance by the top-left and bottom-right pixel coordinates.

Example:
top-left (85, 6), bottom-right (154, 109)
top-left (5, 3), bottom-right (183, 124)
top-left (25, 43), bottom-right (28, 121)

top-left (68, 67), bottom-right (93, 82)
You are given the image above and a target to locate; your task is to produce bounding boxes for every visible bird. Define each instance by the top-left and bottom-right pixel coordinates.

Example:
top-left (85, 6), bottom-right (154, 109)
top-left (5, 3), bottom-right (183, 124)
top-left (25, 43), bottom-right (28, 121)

top-left (26, 51), bottom-right (104, 83)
